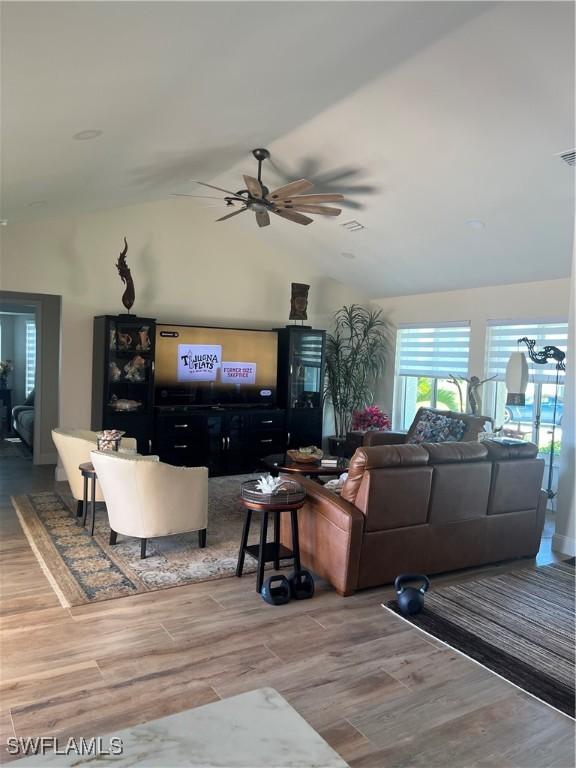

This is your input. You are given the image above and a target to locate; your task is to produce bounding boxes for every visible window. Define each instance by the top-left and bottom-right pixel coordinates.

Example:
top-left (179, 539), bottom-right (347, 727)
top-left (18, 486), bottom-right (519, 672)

top-left (485, 320), bottom-right (568, 501)
top-left (394, 323), bottom-right (471, 429)
top-left (25, 320), bottom-right (36, 397)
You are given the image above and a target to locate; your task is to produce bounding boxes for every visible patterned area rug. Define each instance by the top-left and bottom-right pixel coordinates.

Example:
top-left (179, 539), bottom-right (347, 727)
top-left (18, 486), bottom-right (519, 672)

top-left (385, 560), bottom-right (575, 717)
top-left (12, 474), bottom-right (271, 607)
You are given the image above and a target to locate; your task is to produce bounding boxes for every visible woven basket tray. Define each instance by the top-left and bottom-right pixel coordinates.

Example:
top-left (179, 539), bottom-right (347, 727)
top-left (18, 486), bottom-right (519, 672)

top-left (287, 448), bottom-right (323, 463)
top-left (241, 479), bottom-right (305, 506)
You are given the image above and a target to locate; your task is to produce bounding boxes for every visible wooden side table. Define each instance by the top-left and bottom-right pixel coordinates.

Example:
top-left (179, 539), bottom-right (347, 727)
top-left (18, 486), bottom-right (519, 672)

top-left (236, 498), bottom-right (304, 593)
top-left (79, 462), bottom-right (98, 536)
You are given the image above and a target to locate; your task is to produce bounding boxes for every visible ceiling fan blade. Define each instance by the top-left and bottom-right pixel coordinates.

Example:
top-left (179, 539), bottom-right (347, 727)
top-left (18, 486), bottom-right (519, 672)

top-left (194, 180), bottom-right (245, 197)
top-left (216, 208), bottom-right (248, 222)
top-left (268, 179), bottom-right (314, 201)
top-left (170, 194), bottom-right (233, 200)
top-left (278, 194), bottom-right (345, 204)
top-left (255, 210), bottom-right (270, 228)
top-left (279, 204), bottom-right (342, 216)
top-left (243, 175), bottom-right (264, 199)
top-left (273, 208), bottom-right (313, 226)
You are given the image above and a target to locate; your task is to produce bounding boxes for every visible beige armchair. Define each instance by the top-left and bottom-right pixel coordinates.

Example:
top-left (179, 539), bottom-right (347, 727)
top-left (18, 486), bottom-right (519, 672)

top-left (90, 450), bottom-right (209, 558)
top-left (51, 428), bottom-right (137, 516)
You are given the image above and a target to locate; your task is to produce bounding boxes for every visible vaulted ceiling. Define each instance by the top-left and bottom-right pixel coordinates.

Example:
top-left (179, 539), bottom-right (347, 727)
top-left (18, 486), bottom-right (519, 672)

top-left (2, 1), bottom-right (574, 296)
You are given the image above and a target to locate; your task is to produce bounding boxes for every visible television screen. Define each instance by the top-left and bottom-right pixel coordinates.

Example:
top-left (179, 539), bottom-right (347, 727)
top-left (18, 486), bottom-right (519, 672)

top-left (155, 324), bottom-right (278, 406)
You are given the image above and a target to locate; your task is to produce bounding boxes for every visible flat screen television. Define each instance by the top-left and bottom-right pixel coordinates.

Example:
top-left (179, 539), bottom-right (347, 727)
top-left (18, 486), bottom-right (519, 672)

top-left (155, 324), bottom-right (278, 406)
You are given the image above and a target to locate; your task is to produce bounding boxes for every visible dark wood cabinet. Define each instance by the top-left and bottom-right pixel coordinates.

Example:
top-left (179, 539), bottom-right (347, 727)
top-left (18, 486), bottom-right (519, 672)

top-left (91, 315), bottom-right (156, 454)
top-left (154, 407), bottom-right (286, 475)
top-left (276, 327), bottom-right (325, 449)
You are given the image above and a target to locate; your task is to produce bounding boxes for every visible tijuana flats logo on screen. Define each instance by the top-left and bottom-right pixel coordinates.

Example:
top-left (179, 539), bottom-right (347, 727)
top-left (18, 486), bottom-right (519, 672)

top-left (177, 345), bottom-right (257, 385)
top-left (178, 344), bottom-right (222, 382)
top-left (221, 362), bottom-right (257, 385)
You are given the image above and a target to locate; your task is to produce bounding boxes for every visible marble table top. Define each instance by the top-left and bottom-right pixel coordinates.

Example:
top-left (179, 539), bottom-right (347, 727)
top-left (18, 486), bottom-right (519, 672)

top-left (12, 687), bottom-right (349, 767)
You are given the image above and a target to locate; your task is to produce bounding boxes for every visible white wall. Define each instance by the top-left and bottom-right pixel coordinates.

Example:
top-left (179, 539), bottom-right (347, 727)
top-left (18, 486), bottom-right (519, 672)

top-left (371, 278), bottom-right (571, 417)
top-left (0, 199), bottom-right (368, 438)
top-left (553, 252), bottom-right (575, 556)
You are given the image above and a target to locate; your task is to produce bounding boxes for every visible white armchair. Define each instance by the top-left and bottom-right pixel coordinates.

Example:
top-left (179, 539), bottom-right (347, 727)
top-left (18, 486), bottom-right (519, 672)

top-left (90, 450), bottom-right (209, 558)
top-left (51, 428), bottom-right (138, 516)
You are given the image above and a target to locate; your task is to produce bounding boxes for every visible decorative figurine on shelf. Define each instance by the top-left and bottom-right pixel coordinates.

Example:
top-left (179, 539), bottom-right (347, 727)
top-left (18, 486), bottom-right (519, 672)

top-left (109, 394), bottom-right (142, 411)
top-left (116, 237), bottom-right (135, 313)
top-left (123, 355), bottom-right (146, 382)
top-left (289, 283), bottom-right (310, 322)
top-left (109, 362), bottom-right (122, 382)
top-left (136, 325), bottom-right (151, 352)
top-left (117, 331), bottom-right (133, 350)
top-left (109, 329), bottom-right (117, 350)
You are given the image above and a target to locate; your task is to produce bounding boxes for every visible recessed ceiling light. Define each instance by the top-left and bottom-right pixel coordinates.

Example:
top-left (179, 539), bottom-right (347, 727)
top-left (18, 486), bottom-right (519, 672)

top-left (467, 219), bottom-right (486, 230)
top-left (341, 252), bottom-right (356, 260)
top-left (73, 129), bottom-right (103, 141)
top-left (28, 200), bottom-right (46, 207)
top-left (0, 220), bottom-right (8, 226)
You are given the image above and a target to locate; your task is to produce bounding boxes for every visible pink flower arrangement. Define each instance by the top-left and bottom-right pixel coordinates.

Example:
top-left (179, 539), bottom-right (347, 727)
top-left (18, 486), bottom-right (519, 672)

top-left (351, 405), bottom-right (391, 432)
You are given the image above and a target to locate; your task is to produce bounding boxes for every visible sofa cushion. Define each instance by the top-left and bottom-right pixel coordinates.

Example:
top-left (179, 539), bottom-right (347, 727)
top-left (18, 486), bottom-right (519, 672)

top-left (407, 410), bottom-right (466, 444)
top-left (341, 445), bottom-right (428, 505)
top-left (424, 442), bottom-right (488, 464)
top-left (483, 439), bottom-right (539, 461)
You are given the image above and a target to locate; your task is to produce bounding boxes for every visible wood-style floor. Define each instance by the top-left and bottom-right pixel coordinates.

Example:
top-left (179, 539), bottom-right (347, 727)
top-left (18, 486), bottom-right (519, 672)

top-left (1, 454), bottom-right (574, 767)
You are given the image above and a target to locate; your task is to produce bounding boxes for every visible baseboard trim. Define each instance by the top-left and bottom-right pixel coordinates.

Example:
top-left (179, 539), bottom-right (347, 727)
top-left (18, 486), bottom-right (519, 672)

top-left (551, 533), bottom-right (576, 557)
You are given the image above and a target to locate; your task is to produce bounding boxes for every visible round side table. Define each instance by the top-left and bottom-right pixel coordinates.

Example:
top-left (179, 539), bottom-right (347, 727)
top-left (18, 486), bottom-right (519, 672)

top-left (78, 462), bottom-right (98, 536)
top-left (236, 497), bottom-right (304, 593)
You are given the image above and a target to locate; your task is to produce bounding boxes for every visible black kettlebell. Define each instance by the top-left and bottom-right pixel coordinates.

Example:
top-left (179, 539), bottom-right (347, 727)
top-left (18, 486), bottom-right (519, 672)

top-left (288, 570), bottom-right (315, 600)
top-left (394, 574), bottom-right (430, 616)
top-left (261, 574), bottom-right (291, 606)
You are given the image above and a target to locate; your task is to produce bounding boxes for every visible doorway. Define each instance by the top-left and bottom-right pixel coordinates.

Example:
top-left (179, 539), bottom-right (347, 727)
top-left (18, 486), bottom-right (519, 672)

top-left (0, 291), bottom-right (61, 465)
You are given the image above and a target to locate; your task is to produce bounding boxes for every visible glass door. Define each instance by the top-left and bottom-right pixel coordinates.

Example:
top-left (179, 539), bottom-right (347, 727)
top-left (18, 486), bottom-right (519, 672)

top-left (107, 320), bottom-right (153, 415)
top-left (495, 381), bottom-right (564, 501)
top-left (289, 332), bottom-right (323, 409)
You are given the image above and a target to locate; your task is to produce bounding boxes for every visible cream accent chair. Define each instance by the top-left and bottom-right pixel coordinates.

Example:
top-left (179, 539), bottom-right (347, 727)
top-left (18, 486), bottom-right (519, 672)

top-left (51, 428), bottom-right (138, 517)
top-left (90, 449), bottom-right (209, 558)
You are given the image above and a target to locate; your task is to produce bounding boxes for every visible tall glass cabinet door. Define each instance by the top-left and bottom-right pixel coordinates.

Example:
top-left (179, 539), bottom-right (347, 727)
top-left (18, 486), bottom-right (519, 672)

top-left (289, 332), bottom-right (323, 409)
top-left (107, 320), bottom-right (153, 416)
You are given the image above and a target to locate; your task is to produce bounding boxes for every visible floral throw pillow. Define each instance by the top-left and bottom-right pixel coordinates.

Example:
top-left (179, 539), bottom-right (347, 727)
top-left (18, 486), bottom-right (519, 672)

top-left (408, 411), bottom-right (466, 444)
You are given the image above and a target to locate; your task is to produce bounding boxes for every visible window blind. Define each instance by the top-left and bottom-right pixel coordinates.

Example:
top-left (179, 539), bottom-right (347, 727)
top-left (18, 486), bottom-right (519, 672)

top-left (396, 323), bottom-right (471, 378)
top-left (486, 321), bottom-right (568, 384)
top-left (25, 320), bottom-right (36, 397)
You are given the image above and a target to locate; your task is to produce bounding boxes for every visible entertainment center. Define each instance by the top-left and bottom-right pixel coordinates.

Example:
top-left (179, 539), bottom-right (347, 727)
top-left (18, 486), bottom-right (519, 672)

top-left (91, 315), bottom-right (326, 474)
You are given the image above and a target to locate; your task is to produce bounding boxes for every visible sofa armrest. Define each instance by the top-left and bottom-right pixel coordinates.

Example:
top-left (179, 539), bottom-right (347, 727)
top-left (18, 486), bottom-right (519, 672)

top-left (363, 430), bottom-right (407, 447)
top-left (280, 476), bottom-right (365, 596)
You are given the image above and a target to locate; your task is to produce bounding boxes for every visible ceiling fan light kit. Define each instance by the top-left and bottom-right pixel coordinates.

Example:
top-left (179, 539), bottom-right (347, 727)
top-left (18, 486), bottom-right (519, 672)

top-left (175, 148), bottom-right (345, 228)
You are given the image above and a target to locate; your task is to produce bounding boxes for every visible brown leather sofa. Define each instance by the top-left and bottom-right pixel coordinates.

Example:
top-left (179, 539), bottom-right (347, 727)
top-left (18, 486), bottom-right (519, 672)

top-left (345, 407), bottom-right (492, 457)
top-left (281, 440), bottom-right (546, 595)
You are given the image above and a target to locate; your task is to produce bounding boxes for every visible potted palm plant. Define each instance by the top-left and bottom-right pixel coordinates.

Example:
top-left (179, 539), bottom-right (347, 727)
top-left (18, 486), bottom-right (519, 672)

top-left (324, 305), bottom-right (390, 441)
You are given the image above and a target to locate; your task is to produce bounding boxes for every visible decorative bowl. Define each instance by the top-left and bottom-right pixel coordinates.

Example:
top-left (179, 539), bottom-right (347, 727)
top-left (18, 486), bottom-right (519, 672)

top-left (241, 478), bottom-right (305, 506)
top-left (287, 447), bottom-right (323, 464)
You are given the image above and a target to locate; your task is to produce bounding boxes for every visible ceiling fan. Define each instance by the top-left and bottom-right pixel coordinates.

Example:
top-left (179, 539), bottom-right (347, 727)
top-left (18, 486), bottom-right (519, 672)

top-left (171, 148), bottom-right (344, 228)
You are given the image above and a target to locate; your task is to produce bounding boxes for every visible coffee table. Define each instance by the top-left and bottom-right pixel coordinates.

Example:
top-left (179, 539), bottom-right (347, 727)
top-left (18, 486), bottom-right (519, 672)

top-left (262, 453), bottom-right (348, 479)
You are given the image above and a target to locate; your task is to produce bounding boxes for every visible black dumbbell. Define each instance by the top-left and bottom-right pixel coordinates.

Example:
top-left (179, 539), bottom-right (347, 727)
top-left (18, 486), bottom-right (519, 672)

top-left (288, 570), bottom-right (315, 600)
top-left (261, 575), bottom-right (291, 606)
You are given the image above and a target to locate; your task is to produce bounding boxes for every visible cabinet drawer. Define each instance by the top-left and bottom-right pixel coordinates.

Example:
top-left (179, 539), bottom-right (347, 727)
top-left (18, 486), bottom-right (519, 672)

top-left (156, 413), bottom-right (196, 431)
top-left (252, 432), bottom-right (286, 455)
top-left (252, 411), bottom-right (285, 431)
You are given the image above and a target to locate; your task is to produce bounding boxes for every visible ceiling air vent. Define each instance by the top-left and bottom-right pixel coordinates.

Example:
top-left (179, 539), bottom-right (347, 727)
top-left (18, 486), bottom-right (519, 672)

top-left (558, 149), bottom-right (576, 167)
top-left (341, 219), bottom-right (365, 232)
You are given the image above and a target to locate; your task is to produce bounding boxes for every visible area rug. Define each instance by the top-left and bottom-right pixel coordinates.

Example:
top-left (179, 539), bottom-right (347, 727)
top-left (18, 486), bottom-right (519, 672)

top-left (384, 560), bottom-right (575, 717)
top-left (12, 474), bottom-right (272, 607)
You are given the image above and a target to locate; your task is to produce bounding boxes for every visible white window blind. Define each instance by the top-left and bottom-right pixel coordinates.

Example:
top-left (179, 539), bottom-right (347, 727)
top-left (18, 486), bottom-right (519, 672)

top-left (25, 320), bottom-right (36, 396)
top-left (396, 323), bottom-right (471, 378)
top-left (486, 321), bottom-right (568, 384)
